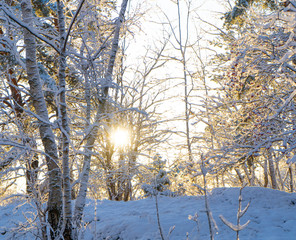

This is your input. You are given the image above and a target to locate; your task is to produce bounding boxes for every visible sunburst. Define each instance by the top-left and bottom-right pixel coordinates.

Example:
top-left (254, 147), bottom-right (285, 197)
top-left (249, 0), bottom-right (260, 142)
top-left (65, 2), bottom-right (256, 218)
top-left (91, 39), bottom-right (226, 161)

top-left (110, 128), bottom-right (130, 148)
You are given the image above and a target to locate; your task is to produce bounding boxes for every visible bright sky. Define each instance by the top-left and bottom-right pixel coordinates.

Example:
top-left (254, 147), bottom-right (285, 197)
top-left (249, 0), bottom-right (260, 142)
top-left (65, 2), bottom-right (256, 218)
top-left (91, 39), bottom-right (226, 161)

top-left (128, 0), bottom-right (226, 49)
top-left (122, 0), bottom-right (229, 162)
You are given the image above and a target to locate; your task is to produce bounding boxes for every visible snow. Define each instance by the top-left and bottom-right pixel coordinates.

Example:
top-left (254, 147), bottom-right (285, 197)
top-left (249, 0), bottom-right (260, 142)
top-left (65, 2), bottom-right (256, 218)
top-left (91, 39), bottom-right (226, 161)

top-left (1, 187), bottom-right (296, 239)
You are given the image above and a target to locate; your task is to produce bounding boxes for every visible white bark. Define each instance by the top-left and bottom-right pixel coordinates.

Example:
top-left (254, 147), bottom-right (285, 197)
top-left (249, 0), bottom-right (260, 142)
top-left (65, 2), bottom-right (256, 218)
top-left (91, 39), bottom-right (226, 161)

top-left (57, 0), bottom-right (73, 239)
top-left (21, 0), bottom-right (63, 237)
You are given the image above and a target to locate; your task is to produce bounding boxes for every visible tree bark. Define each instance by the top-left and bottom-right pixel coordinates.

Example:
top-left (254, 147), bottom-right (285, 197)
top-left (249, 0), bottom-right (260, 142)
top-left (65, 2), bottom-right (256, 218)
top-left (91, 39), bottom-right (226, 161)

top-left (263, 159), bottom-right (268, 188)
top-left (235, 168), bottom-right (244, 185)
top-left (289, 165), bottom-right (293, 192)
top-left (57, 0), bottom-right (73, 239)
top-left (21, 0), bottom-right (63, 237)
top-left (1, 22), bottom-right (39, 196)
top-left (267, 149), bottom-right (277, 189)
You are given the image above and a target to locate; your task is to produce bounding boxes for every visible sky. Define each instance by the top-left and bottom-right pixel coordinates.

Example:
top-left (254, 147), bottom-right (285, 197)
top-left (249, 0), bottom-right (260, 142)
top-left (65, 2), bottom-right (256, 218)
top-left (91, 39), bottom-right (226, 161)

top-left (128, 0), bottom-right (226, 54)
top-left (122, 0), bottom-right (228, 162)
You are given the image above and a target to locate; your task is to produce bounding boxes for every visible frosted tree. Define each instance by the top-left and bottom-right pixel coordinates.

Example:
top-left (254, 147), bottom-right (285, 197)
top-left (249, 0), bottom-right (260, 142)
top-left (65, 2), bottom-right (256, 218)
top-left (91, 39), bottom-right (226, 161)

top-left (142, 153), bottom-right (171, 197)
top-left (19, 0), bottom-right (63, 238)
top-left (0, 0), bottom-right (41, 196)
top-left (205, 0), bottom-right (296, 190)
top-left (224, 0), bottom-right (278, 25)
top-left (1, 0), bottom-right (131, 238)
top-left (88, 35), bottom-right (173, 201)
top-left (73, 0), bottom-right (129, 229)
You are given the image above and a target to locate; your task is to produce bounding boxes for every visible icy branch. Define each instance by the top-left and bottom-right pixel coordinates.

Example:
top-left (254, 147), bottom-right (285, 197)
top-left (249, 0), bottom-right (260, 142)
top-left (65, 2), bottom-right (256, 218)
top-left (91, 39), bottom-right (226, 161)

top-left (268, 89), bottom-right (296, 120)
top-left (219, 215), bottom-right (250, 231)
top-left (0, 4), bottom-right (59, 53)
top-left (63, 0), bottom-right (86, 52)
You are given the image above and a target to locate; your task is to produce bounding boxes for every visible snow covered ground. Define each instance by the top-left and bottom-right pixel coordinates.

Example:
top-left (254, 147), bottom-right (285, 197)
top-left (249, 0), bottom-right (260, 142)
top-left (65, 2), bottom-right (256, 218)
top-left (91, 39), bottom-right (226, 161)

top-left (0, 187), bottom-right (296, 239)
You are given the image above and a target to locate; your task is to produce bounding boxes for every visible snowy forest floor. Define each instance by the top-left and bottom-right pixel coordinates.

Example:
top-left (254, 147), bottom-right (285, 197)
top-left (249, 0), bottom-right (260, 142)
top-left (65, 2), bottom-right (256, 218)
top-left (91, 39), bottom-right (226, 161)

top-left (0, 187), bottom-right (295, 240)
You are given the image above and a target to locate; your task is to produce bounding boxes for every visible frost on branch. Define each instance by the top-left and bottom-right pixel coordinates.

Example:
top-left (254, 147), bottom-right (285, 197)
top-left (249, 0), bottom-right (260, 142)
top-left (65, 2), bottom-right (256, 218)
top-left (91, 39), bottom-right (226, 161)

top-left (287, 154), bottom-right (296, 164)
top-left (219, 186), bottom-right (250, 240)
top-left (219, 215), bottom-right (250, 232)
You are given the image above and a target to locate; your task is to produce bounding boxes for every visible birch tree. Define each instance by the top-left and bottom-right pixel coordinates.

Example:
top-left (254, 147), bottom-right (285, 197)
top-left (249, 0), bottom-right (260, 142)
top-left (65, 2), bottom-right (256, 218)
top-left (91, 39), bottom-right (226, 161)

top-left (0, 0), bottom-right (41, 196)
top-left (1, 0), bottom-right (132, 238)
top-left (162, 0), bottom-right (196, 164)
top-left (73, 0), bottom-right (129, 229)
top-left (20, 0), bottom-right (63, 237)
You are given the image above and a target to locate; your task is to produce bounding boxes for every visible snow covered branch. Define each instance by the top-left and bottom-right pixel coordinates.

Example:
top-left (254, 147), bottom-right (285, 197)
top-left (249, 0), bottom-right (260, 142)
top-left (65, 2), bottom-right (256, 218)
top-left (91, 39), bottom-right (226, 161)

top-left (0, 4), bottom-right (59, 52)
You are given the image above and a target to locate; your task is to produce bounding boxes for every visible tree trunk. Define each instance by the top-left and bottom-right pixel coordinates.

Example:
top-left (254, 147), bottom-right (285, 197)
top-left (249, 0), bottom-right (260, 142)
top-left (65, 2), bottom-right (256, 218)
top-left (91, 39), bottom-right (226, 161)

top-left (247, 155), bottom-right (255, 186)
top-left (263, 159), bottom-right (268, 187)
top-left (235, 168), bottom-right (244, 185)
top-left (106, 149), bottom-right (116, 200)
top-left (74, 0), bottom-right (129, 226)
top-left (56, 0), bottom-right (73, 239)
top-left (73, 64), bottom-right (93, 229)
top-left (124, 179), bottom-right (132, 201)
top-left (267, 149), bottom-right (277, 189)
top-left (289, 165), bottom-right (293, 192)
top-left (242, 163), bottom-right (251, 185)
top-left (25, 151), bottom-right (39, 195)
top-left (175, 0), bottom-right (193, 163)
top-left (275, 154), bottom-right (284, 190)
top-left (21, 0), bottom-right (63, 237)
top-left (1, 24), bottom-right (39, 196)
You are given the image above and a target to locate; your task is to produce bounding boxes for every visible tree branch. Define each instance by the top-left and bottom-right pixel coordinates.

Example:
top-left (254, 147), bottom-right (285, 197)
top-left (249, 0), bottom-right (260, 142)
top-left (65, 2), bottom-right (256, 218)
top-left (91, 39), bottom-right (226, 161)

top-left (0, 5), bottom-right (60, 53)
top-left (63, 0), bottom-right (86, 52)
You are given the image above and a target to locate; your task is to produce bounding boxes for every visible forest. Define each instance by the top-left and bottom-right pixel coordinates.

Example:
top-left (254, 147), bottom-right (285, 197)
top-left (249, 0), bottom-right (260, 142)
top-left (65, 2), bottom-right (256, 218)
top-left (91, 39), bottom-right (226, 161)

top-left (1, 0), bottom-right (296, 239)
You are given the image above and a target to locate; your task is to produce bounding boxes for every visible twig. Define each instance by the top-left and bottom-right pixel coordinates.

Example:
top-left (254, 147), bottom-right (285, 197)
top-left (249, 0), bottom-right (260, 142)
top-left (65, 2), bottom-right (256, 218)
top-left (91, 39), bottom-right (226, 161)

top-left (155, 194), bottom-right (165, 240)
top-left (201, 154), bottom-right (218, 240)
top-left (63, 0), bottom-right (86, 52)
top-left (219, 184), bottom-right (250, 240)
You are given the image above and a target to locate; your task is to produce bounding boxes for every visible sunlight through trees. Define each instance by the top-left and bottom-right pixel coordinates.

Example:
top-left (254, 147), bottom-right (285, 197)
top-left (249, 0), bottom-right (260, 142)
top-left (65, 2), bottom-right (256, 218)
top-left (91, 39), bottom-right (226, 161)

top-left (1, 0), bottom-right (296, 239)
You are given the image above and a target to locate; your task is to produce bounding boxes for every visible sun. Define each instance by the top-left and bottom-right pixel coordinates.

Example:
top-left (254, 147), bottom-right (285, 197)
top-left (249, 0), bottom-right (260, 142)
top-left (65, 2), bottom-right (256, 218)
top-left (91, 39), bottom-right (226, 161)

top-left (110, 128), bottom-right (130, 148)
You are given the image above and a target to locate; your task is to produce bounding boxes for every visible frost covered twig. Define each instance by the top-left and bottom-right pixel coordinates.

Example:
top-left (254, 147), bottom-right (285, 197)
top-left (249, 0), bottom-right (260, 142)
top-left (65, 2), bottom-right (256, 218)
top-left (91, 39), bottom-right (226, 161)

top-left (155, 193), bottom-right (165, 240)
top-left (219, 185), bottom-right (250, 240)
top-left (201, 155), bottom-right (218, 240)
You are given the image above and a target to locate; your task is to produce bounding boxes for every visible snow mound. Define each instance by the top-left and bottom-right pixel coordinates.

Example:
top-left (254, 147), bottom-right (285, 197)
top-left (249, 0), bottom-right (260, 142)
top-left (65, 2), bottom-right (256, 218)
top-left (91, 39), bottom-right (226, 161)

top-left (0, 187), bottom-right (296, 239)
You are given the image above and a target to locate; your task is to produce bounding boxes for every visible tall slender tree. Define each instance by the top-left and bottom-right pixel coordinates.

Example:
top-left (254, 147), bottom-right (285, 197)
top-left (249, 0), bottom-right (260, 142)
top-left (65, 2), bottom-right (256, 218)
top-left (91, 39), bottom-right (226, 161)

top-left (20, 0), bottom-right (63, 237)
